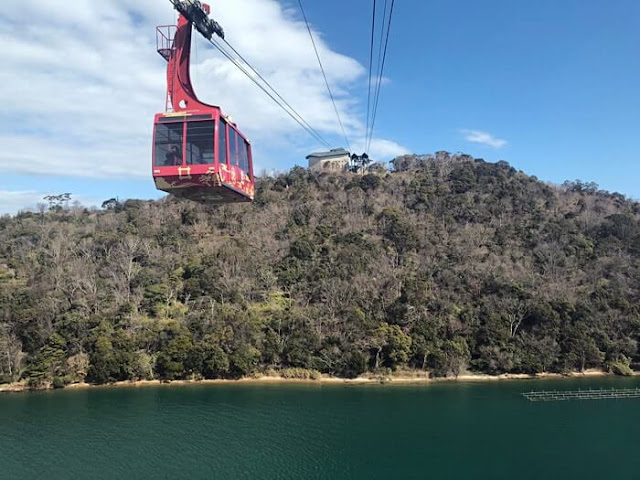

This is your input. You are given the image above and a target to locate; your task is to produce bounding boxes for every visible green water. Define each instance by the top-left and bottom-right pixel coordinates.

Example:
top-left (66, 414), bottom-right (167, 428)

top-left (1, 378), bottom-right (639, 479)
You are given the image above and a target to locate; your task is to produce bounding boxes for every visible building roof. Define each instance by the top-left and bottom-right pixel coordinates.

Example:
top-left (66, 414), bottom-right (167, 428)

top-left (305, 148), bottom-right (350, 160)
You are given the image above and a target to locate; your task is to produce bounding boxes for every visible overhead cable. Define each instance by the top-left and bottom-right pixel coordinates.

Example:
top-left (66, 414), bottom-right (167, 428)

top-left (367, 0), bottom-right (395, 153)
top-left (208, 37), bottom-right (332, 148)
top-left (298, 0), bottom-right (351, 152)
top-left (368, 0), bottom-right (388, 149)
top-left (365, 0), bottom-right (377, 153)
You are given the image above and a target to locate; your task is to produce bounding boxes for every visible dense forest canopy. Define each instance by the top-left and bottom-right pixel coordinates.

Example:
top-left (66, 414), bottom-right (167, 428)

top-left (1, 152), bottom-right (639, 387)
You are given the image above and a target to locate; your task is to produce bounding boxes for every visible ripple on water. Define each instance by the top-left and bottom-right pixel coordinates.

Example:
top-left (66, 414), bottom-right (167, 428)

top-left (2, 379), bottom-right (640, 479)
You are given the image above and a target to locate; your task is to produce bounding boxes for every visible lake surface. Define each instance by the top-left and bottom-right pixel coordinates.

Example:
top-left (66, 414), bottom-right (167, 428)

top-left (1, 377), bottom-right (639, 479)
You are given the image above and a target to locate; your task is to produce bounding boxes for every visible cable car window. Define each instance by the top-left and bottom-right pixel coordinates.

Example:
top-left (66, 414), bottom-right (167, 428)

top-left (229, 127), bottom-right (238, 166)
top-left (186, 120), bottom-right (214, 165)
top-left (155, 122), bottom-right (184, 166)
top-left (219, 119), bottom-right (227, 165)
top-left (239, 139), bottom-right (249, 173)
top-left (246, 144), bottom-right (252, 179)
top-left (186, 114), bottom-right (213, 121)
top-left (246, 142), bottom-right (251, 173)
top-left (159, 115), bottom-right (186, 123)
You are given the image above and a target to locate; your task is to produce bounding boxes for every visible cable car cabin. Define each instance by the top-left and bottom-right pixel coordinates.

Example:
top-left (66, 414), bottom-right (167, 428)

top-left (152, 111), bottom-right (254, 203)
top-left (152, 1), bottom-right (254, 204)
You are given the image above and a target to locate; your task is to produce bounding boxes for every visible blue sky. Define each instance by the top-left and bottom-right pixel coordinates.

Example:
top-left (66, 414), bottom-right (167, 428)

top-left (306, 0), bottom-right (640, 194)
top-left (1, 0), bottom-right (639, 213)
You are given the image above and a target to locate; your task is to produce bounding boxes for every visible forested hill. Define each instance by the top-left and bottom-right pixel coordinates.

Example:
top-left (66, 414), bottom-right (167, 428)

top-left (2, 152), bottom-right (640, 388)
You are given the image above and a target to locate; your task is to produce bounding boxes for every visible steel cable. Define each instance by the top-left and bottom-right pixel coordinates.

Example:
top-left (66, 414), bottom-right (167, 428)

top-left (298, 0), bottom-right (351, 152)
top-left (364, 0), bottom-right (377, 154)
top-left (211, 37), bottom-right (331, 148)
top-left (367, 0), bottom-right (395, 153)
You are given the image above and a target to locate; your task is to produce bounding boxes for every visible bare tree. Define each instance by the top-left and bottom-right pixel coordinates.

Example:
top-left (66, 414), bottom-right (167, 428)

top-left (0, 324), bottom-right (24, 381)
top-left (109, 236), bottom-right (143, 305)
top-left (504, 299), bottom-right (529, 338)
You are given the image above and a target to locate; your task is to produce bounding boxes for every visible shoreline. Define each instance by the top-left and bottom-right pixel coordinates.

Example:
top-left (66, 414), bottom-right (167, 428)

top-left (1, 369), bottom-right (634, 394)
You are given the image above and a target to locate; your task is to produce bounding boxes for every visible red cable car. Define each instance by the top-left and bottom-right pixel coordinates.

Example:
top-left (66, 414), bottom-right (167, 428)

top-left (152, 1), bottom-right (254, 203)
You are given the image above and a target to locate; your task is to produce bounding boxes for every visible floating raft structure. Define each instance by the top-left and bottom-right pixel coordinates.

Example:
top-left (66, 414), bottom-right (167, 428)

top-left (523, 387), bottom-right (640, 402)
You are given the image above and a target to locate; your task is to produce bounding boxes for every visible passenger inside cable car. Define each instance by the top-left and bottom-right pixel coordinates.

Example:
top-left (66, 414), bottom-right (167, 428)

top-left (165, 146), bottom-right (181, 166)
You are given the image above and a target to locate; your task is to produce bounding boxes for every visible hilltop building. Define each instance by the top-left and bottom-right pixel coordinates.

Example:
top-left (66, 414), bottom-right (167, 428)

top-left (306, 148), bottom-right (350, 172)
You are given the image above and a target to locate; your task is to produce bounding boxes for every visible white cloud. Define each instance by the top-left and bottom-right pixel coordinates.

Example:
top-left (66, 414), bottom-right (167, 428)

top-left (461, 129), bottom-right (507, 149)
top-left (347, 137), bottom-right (409, 163)
top-left (0, 190), bottom-right (102, 215)
top-left (0, 190), bottom-right (43, 215)
top-left (0, 0), bottom-right (407, 180)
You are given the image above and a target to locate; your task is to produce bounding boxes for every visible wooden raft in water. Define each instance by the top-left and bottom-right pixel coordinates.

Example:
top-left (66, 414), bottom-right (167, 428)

top-left (522, 387), bottom-right (640, 402)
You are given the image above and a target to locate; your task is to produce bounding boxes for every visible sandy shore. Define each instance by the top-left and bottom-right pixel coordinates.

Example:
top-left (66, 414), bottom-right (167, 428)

top-left (0, 369), bottom-right (630, 394)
